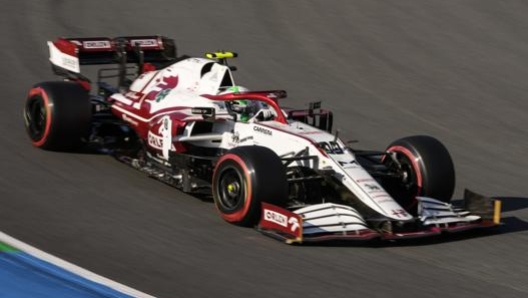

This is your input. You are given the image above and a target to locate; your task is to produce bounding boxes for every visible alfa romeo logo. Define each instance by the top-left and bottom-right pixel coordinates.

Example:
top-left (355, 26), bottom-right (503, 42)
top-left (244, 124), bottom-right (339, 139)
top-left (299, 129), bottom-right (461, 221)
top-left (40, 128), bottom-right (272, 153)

top-left (155, 88), bottom-right (172, 102)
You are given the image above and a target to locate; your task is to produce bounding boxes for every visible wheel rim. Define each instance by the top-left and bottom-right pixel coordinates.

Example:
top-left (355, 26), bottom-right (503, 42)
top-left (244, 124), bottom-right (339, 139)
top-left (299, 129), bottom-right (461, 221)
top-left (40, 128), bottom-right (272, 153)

top-left (25, 96), bottom-right (47, 141)
top-left (218, 167), bottom-right (246, 212)
top-left (385, 150), bottom-right (421, 212)
top-left (396, 154), bottom-right (419, 195)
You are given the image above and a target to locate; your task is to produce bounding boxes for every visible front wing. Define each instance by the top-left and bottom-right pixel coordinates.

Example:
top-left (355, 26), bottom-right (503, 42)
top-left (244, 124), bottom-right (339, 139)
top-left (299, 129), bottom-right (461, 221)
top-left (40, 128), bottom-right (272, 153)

top-left (257, 191), bottom-right (501, 244)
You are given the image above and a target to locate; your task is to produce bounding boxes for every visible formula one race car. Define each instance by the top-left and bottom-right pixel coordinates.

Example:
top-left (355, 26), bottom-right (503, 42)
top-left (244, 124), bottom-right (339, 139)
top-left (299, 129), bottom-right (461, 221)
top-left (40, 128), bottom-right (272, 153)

top-left (23, 36), bottom-right (501, 243)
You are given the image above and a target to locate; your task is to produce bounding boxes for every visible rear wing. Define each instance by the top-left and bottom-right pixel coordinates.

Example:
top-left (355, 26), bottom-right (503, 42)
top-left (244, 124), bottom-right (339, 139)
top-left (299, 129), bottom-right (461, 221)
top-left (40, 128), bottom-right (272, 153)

top-left (48, 36), bottom-right (177, 73)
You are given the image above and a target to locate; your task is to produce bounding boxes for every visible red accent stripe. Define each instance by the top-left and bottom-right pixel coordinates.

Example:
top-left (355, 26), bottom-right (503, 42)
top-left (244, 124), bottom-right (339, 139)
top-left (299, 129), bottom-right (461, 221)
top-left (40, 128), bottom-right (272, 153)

top-left (28, 87), bottom-right (52, 147)
top-left (122, 71), bottom-right (160, 103)
top-left (111, 105), bottom-right (192, 122)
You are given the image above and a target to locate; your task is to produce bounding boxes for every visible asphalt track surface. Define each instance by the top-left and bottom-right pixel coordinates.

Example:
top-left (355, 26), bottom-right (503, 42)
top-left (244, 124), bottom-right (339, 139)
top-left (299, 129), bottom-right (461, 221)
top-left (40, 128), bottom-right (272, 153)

top-left (1, 1), bottom-right (528, 297)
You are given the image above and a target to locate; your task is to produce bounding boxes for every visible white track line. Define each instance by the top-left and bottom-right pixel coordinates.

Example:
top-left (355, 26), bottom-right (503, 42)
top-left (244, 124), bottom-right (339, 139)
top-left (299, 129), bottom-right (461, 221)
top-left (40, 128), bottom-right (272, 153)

top-left (0, 231), bottom-right (157, 298)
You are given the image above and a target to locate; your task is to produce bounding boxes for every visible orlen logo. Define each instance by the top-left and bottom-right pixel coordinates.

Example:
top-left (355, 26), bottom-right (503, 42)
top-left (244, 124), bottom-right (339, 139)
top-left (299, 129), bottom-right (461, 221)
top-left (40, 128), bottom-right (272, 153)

top-left (264, 209), bottom-right (287, 227)
top-left (288, 217), bottom-right (300, 232)
top-left (83, 40), bottom-right (111, 49)
top-left (131, 39), bottom-right (157, 47)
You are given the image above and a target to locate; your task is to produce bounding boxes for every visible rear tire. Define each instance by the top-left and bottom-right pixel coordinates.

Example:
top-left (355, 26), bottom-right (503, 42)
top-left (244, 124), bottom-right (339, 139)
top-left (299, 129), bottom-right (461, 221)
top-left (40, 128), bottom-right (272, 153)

top-left (24, 81), bottom-right (92, 151)
top-left (212, 146), bottom-right (288, 227)
top-left (384, 135), bottom-right (455, 213)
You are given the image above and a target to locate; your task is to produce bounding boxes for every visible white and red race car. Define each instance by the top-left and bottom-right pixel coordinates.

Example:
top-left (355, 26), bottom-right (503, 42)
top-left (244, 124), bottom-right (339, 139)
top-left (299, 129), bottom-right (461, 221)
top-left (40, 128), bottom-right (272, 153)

top-left (24, 36), bottom-right (501, 243)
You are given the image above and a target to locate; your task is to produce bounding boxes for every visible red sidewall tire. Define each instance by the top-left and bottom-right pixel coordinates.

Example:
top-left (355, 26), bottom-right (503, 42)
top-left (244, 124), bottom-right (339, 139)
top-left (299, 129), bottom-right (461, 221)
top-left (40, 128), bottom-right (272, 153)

top-left (212, 146), bottom-right (288, 227)
top-left (26, 87), bottom-right (52, 147)
top-left (213, 154), bottom-right (253, 223)
top-left (385, 135), bottom-right (455, 210)
top-left (23, 81), bottom-right (91, 151)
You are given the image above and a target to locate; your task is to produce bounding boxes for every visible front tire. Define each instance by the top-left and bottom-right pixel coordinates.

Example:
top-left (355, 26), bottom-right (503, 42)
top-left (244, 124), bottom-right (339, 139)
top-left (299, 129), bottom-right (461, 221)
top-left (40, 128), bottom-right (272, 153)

top-left (24, 81), bottom-right (92, 151)
top-left (212, 146), bottom-right (288, 227)
top-left (384, 135), bottom-right (455, 213)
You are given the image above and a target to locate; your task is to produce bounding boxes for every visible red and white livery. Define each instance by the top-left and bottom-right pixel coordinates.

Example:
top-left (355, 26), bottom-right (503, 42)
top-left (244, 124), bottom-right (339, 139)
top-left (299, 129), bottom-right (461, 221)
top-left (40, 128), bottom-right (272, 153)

top-left (24, 36), bottom-right (502, 244)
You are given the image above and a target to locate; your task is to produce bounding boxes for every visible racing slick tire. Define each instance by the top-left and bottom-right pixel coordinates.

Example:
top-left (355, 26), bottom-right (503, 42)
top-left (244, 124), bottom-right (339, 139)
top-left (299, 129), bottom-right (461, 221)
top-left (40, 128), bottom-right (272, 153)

top-left (212, 146), bottom-right (288, 227)
top-left (384, 135), bottom-right (455, 213)
top-left (24, 81), bottom-right (92, 151)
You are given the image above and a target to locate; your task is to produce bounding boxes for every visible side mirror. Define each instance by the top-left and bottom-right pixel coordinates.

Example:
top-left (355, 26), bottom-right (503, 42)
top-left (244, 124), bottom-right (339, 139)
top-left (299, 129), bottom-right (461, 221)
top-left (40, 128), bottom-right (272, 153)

top-left (191, 107), bottom-right (216, 121)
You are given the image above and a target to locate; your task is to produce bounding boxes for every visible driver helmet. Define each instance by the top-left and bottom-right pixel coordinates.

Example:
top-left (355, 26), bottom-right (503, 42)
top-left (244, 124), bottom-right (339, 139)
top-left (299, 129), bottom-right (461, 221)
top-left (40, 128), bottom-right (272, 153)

top-left (219, 85), bottom-right (252, 122)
